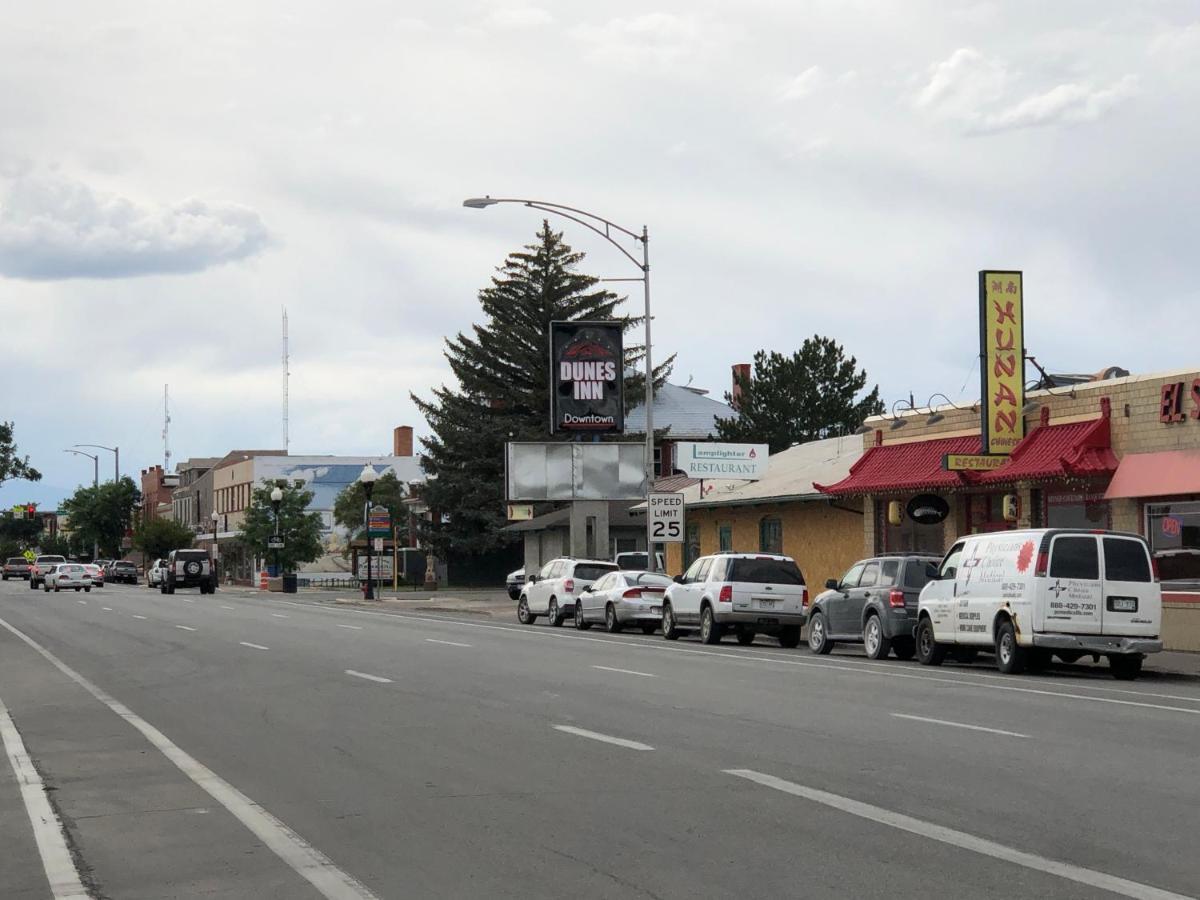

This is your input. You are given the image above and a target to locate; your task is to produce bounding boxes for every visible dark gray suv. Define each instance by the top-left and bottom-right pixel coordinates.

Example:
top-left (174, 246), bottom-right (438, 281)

top-left (806, 554), bottom-right (940, 660)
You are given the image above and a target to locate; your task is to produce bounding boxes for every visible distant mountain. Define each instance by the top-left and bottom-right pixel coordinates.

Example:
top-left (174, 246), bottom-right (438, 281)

top-left (0, 481), bottom-right (76, 512)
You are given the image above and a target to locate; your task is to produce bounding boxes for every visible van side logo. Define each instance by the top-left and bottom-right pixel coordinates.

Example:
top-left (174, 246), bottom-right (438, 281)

top-left (1016, 540), bottom-right (1035, 573)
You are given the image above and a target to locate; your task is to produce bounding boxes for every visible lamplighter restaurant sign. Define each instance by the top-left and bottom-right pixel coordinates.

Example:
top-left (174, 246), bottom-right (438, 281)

top-left (979, 270), bottom-right (1025, 456)
top-left (550, 321), bottom-right (624, 434)
top-left (676, 442), bottom-right (769, 480)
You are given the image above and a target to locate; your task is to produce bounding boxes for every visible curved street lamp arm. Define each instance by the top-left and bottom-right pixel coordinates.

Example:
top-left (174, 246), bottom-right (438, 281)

top-left (522, 203), bottom-right (645, 272)
top-left (74, 443), bottom-right (116, 453)
top-left (63, 448), bottom-right (98, 462)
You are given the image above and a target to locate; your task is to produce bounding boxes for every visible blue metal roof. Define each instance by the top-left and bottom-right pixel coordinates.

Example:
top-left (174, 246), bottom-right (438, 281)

top-left (625, 382), bottom-right (733, 439)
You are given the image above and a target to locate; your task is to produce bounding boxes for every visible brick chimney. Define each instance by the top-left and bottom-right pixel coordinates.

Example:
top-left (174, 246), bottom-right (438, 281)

top-left (731, 363), bottom-right (751, 409)
top-left (393, 425), bottom-right (414, 457)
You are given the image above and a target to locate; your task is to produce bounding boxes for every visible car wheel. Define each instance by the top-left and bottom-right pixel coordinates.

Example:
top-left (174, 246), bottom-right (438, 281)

top-left (807, 612), bottom-right (833, 655)
top-left (517, 596), bottom-right (534, 625)
top-left (736, 630), bottom-right (755, 646)
top-left (85, 586), bottom-right (91, 593)
top-left (892, 639), bottom-right (916, 661)
top-left (863, 615), bottom-right (891, 660)
top-left (604, 603), bottom-right (622, 634)
top-left (915, 618), bottom-right (945, 666)
top-left (74, 587), bottom-right (81, 592)
top-left (662, 602), bottom-right (681, 640)
top-left (574, 601), bottom-right (591, 630)
top-left (778, 625), bottom-right (801, 649)
top-left (1110, 655), bottom-right (1143, 681)
top-left (994, 619), bottom-right (1025, 675)
top-left (699, 605), bottom-right (721, 644)
top-left (548, 599), bottom-right (562, 627)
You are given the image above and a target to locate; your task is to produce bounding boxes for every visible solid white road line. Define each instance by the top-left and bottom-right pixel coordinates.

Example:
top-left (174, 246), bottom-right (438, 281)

top-left (425, 638), bottom-right (471, 648)
top-left (890, 713), bottom-right (1028, 739)
top-left (336, 624), bottom-right (362, 630)
top-left (345, 670), bottom-right (392, 684)
top-left (725, 769), bottom-right (1188, 900)
top-left (0, 615), bottom-right (380, 900)
top-left (131, 614), bottom-right (147, 620)
top-left (174, 625), bottom-right (197, 632)
top-left (239, 642), bottom-right (270, 651)
top-left (553, 725), bottom-right (654, 751)
top-left (592, 665), bottom-right (656, 678)
top-left (0, 694), bottom-right (89, 900)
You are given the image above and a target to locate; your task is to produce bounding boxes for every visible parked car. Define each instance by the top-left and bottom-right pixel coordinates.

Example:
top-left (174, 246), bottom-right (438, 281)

top-left (613, 551), bottom-right (666, 573)
top-left (29, 555), bottom-right (66, 589)
top-left (518, 558), bottom-right (619, 626)
top-left (147, 558), bottom-right (167, 587)
top-left (83, 563), bottom-right (104, 586)
top-left (662, 553), bottom-right (808, 647)
top-left (575, 570), bottom-right (672, 633)
top-left (506, 568), bottom-right (525, 601)
top-left (806, 554), bottom-right (940, 660)
top-left (106, 560), bottom-right (139, 584)
top-left (93, 559), bottom-right (112, 573)
top-left (44, 563), bottom-right (91, 592)
top-left (3, 557), bottom-right (32, 580)
top-left (162, 549), bottom-right (215, 594)
top-left (916, 529), bottom-right (1162, 680)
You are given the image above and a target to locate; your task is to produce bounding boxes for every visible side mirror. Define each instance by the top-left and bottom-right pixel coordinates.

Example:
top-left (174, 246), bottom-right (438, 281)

top-left (673, 574), bottom-right (684, 584)
top-left (527, 575), bottom-right (538, 584)
top-left (582, 585), bottom-right (593, 593)
top-left (942, 568), bottom-right (955, 581)
top-left (824, 578), bottom-right (839, 590)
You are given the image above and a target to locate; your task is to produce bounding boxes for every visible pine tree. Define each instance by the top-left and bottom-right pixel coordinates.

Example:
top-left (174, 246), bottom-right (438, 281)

top-left (715, 336), bottom-right (885, 454)
top-left (412, 222), bottom-right (668, 560)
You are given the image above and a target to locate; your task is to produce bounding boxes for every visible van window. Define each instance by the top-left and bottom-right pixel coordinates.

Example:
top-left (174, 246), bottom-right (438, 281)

top-left (879, 559), bottom-right (900, 586)
top-left (859, 562), bottom-right (880, 588)
top-left (1103, 538), bottom-right (1151, 583)
top-left (1049, 536), bottom-right (1099, 580)
top-left (939, 543), bottom-right (965, 579)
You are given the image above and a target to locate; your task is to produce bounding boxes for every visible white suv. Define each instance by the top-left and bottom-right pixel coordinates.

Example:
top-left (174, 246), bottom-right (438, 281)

top-left (518, 558), bottom-right (619, 627)
top-left (662, 553), bottom-right (808, 647)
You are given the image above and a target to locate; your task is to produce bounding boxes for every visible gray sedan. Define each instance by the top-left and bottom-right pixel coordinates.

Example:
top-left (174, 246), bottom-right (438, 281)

top-left (574, 570), bottom-right (673, 634)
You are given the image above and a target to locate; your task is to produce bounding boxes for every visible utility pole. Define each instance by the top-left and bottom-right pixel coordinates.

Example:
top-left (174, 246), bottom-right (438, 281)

top-left (163, 384), bottom-right (171, 471)
top-left (282, 307), bottom-right (289, 454)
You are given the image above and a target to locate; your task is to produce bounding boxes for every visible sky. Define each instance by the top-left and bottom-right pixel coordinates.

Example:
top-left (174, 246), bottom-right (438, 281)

top-left (2, 1), bottom-right (1197, 508)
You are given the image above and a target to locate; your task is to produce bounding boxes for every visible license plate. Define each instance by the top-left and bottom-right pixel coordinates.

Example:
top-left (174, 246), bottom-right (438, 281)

top-left (1109, 596), bottom-right (1138, 613)
top-left (755, 598), bottom-right (777, 609)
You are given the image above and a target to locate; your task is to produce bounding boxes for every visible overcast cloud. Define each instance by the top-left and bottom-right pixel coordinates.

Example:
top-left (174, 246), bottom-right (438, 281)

top-left (1, 0), bottom-right (1197, 508)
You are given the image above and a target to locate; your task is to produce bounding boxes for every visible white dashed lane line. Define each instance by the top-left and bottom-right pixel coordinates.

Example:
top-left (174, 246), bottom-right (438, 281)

top-left (345, 670), bottom-right (392, 684)
top-left (271, 614), bottom-right (289, 619)
top-left (425, 638), bottom-right (471, 648)
top-left (890, 713), bottom-right (1028, 739)
top-left (239, 642), bottom-right (270, 651)
top-left (553, 725), bottom-right (654, 751)
top-left (336, 624), bottom-right (362, 630)
top-left (592, 665), bottom-right (656, 678)
top-left (220, 605), bottom-right (235, 610)
top-left (102, 607), bottom-right (113, 611)
top-left (77, 600), bottom-right (86, 605)
top-left (174, 625), bottom-right (197, 632)
top-left (180, 598), bottom-right (194, 603)
top-left (132, 614), bottom-right (147, 620)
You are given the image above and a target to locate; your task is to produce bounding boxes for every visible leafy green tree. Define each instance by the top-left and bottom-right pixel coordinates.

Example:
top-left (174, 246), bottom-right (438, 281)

top-left (36, 533), bottom-right (73, 557)
top-left (412, 222), bottom-right (670, 558)
top-left (0, 422), bottom-right (41, 488)
top-left (60, 476), bottom-right (141, 558)
top-left (332, 471), bottom-right (408, 548)
top-left (0, 509), bottom-right (43, 550)
top-left (236, 481), bottom-right (323, 573)
top-left (133, 517), bottom-right (196, 560)
top-left (715, 336), bottom-right (885, 454)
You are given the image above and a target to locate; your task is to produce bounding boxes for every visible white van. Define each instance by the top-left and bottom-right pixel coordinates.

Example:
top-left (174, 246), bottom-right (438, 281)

top-left (915, 529), bottom-right (1161, 680)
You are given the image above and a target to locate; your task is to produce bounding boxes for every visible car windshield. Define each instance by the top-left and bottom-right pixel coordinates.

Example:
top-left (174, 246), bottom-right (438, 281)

top-left (7, 558), bottom-right (26, 565)
top-left (113, 562), bottom-right (136, 569)
top-left (39, 556), bottom-right (66, 563)
top-left (727, 557), bottom-right (805, 585)
top-left (573, 563), bottom-right (618, 581)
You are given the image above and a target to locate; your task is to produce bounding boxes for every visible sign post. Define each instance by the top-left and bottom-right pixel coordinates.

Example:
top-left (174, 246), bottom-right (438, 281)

top-left (647, 492), bottom-right (685, 544)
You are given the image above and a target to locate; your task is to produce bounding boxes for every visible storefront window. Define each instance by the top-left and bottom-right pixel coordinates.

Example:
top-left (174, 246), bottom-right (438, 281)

top-left (1147, 501), bottom-right (1200, 590)
top-left (759, 517), bottom-right (783, 554)
top-left (684, 523), bottom-right (700, 568)
top-left (1046, 492), bottom-right (1110, 529)
top-left (718, 523), bottom-right (733, 552)
top-left (881, 498), bottom-right (945, 553)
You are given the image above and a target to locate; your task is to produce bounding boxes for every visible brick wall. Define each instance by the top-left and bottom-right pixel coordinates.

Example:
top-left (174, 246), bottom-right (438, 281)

top-left (665, 498), bottom-right (864, 592)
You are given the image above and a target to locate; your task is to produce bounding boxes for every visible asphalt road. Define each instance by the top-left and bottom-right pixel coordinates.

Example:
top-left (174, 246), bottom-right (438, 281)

top-left (2, 578), bottom-right (1199, 899)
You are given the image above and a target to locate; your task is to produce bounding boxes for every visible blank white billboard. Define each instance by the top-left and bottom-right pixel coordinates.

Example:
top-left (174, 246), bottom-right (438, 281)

top-left (506, 442), bottom-right (647, 501)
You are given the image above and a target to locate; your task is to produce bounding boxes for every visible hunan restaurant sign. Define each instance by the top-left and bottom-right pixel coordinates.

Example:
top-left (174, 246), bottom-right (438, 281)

top-left (979, 270), bottom-right (1025, 456)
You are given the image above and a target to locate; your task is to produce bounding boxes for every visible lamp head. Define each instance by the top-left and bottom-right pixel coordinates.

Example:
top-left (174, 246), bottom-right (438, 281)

top-left (358, 465), bottom-right (380, 485)
top-left (926, 412), bottom-right (945, 426)
top-left (889, 417), bottom-right (908, 431)
top-left (853, 423), bottom-right (874, 435)
top-left (269, 487), bottom-right (284, 503)
top-left (463, 196), bottom-right (498, 209)
top-left (211, 511), bottom-right (220, 522)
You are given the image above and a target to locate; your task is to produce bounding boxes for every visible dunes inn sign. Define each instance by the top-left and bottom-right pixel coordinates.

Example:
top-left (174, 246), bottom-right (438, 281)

top-left (550, 321), bottom-right (625, 434)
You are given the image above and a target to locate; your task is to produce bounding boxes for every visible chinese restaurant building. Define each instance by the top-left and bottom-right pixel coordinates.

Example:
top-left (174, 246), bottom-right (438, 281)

top-left (815, 367), bottom-right (1200, 650)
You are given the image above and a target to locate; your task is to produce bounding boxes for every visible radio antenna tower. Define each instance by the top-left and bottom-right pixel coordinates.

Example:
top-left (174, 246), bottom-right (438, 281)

top-left (282, 307), bottom-right (290, 453)
top-left (162, 384), bottom-right (171, 471)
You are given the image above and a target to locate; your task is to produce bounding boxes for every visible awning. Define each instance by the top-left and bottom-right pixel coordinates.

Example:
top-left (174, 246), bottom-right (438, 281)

top-left (814, 436), bottom-right (979, 496)
top-left (976, 416), bottom-right (1117, 485)
top-left (1105, 450), bottom-right (1200, 500)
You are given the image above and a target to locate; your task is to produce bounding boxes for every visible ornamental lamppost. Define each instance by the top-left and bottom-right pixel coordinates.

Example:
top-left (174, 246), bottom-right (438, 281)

top-left (210, 510), bottom-right (220, 586)
top-left (269, 486), bottom-right (283, 578)
top-left (358, 465), bottom-right (379, 600)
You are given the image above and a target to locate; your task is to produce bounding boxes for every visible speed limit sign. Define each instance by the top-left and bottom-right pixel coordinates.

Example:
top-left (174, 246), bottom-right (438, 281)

top-left (648, 492), bottom-right (685, 543)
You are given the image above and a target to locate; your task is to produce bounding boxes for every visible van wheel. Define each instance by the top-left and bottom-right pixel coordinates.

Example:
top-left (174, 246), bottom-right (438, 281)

top-left (892, 639), bottom-right (916, 661)
top-left (807, 612), bottom-right (833, 655)
top-left (863, 615), bottom-right (891, 660)
top-left (778, 625), bottom-right (801, 649)
top-left (699, 605), bottom-right (721, 644)
top-left (995, 619), bottom-right (1026, 674)
top-left (548, 599), bottom-right (563, 627)
top-left (915, 618), bottom-right (945, 666)
top-left (662, 603), bottom-right (681, 640)
top-left (517, 596), bottom-right (534, 625)
top-left (1110, 655), bottom-right (1143, 681)
top-left (736, 630), bottom-right (755, 646)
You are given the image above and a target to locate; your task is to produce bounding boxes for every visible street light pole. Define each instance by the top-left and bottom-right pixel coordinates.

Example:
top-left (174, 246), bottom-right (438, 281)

top-left (210, 510), bottom-right (220, 587)
top-left (269, 487), bottom-right (283, 579)
top-left (358, 465), bottom-right (380, 600)
top-left (74, 443), bottom-right (118, 482)
top-left (463, 196), bottom-right (658, 570)
top-left (63, 449), bottom-right (99, 559)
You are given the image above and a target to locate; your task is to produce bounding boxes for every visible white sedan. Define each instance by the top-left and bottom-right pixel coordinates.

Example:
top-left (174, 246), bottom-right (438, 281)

top-left (575, 570), bottom-right (672, 634)
top-left (147, 558), bottom-right (167, 587)
top-left (44, 563), bottom-right (92, 593)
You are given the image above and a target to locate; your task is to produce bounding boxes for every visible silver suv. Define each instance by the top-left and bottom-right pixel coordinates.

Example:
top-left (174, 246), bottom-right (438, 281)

top-left (662, 553), bottom-right (808, 647)
top-left (162, 549), bottom-right (214, 594)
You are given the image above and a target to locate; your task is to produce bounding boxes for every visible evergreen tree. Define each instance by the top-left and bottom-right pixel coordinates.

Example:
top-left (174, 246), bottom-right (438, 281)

top-left (412, 222), bottom-right (669, 559)
top-left (715, 336), bottom-right (885, 454)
